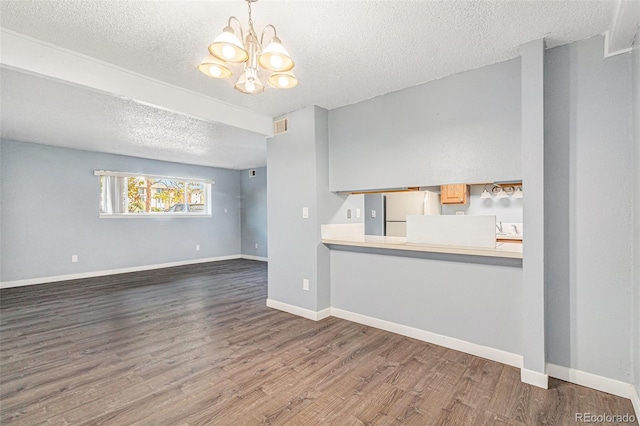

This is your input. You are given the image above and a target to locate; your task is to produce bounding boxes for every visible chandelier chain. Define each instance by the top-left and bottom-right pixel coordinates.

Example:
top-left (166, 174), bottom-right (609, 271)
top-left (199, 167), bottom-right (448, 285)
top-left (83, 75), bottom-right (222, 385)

top-left (247, 0), bottom-right (255, 36)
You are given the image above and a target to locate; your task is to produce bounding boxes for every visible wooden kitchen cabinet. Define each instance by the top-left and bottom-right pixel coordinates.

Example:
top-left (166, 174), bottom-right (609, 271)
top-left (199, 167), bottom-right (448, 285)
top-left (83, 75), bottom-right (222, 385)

top-left (440, 184), bottom-right (469, 204)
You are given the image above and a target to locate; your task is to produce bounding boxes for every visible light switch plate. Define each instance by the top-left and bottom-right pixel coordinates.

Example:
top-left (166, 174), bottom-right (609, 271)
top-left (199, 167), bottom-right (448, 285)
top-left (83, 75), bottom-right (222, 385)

top-left (303, 278), bottom-right (309, 291)
top-left (302, 207), bottom-right (309, 219)
top-left (356, 208), bottom-right (361, 218)
top-left (371, 210), bottom-right (376, 218)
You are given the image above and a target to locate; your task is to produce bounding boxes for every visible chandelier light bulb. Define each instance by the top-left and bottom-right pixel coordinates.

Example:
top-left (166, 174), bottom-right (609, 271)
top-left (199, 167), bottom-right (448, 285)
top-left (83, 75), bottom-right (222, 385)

top-left (222, 45), bottom-right (236, 60)
top-left (270, 55), bottom-right (283, 69)
top-left (209, 66), bottom-right (222, 77)
top-left (278, 75), bottom-right (289, 87)
top-left (234, 70), bottom-right (264, 94)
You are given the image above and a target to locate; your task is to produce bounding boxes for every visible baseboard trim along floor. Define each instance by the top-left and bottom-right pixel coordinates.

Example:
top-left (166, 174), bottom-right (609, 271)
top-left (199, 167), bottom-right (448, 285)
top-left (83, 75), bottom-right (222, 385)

top-left (266, 299), bottom-right (330, 321)
top-left (240, 255), bottom-right (268, 262)
top-left (520, 368), bottom-right (549, 389)
top-left (266, 300), bottom-right (523, 368)
top-left (631, 385), bottom-right (640, 421)
top-left (546, 363), bottom-right (638, 400)
top-left (330, 307), bottom-right (524, 369)
top-left (267, 300), bottom-right (640, 410)
top-left (0, 255), bottom-right (245, 289)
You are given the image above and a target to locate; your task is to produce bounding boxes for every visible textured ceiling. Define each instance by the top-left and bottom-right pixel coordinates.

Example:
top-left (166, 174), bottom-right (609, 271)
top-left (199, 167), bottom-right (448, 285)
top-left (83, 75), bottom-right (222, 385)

top-left (1, 0), bottom-right (617, 118)
top-left (0, 69), bottom-right (267, 169)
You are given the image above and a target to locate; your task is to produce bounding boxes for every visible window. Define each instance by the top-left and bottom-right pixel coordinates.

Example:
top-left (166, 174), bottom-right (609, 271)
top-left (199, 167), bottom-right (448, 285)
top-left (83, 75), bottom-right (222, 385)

top-left (95, 171), bottom-right (214, 217)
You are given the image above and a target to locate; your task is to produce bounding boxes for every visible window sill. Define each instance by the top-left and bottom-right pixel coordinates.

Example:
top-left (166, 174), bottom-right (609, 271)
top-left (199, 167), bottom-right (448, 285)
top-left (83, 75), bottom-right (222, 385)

top-left (99, 213), bottom-right (212, 219)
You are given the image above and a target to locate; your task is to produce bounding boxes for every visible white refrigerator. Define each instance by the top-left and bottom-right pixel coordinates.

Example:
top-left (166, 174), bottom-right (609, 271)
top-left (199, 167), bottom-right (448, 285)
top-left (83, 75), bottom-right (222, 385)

top-left (385, 191), bottom-right (441, 237)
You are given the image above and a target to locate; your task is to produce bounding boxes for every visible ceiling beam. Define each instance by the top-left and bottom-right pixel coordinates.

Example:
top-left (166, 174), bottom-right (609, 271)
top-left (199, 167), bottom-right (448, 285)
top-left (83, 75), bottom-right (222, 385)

top-left (0, 28), bottom-right (273, 136)
top-left (604, 0), bottom-right (640, 57)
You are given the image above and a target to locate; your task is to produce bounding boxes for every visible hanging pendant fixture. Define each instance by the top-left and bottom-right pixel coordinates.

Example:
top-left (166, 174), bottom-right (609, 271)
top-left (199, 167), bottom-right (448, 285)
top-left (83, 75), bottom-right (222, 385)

top-left (197, 0), bottom-right (298, 94)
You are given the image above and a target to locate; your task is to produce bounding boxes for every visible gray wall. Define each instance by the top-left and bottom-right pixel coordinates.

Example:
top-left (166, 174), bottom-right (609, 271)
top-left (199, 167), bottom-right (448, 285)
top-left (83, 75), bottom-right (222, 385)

top-left (0, 142), bottom-right (3, 281)
top-left (520, 39), bottom-right (546, 375)
top-left (327, 194), bottom-right (364, 225)
top-left (314, 107), bottom-right (346, 310)
top-left (331, 249), bottom-right (523, 354)
top-left (633, 41), bottom-right (640, 399)
top-left (0, 140), bottom-right (242, 282)
top-left (267, 106), bottom-right (343, 311)
top-left (544, 36), bottom-right (634, 383)
top-left (240, 167), bottom-right (267, 258)
top-left (328, 58), bottom-right (522, 192)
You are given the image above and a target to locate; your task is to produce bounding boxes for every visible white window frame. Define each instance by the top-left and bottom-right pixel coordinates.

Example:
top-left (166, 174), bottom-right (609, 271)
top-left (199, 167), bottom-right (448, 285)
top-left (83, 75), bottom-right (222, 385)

top-left (95, 170), bottom-right (214, 218)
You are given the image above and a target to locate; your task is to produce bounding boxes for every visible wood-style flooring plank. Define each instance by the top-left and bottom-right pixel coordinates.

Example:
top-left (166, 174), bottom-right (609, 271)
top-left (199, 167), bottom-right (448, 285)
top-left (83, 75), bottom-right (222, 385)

top-left (1, 259), bottom-right (637, 425)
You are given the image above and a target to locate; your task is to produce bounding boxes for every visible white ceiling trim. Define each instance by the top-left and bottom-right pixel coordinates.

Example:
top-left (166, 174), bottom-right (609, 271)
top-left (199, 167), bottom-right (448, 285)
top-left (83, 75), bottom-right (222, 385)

top-left (604, 0), bottom-right (640, 58)
top-left (0, 28), bottom-right (273, 136)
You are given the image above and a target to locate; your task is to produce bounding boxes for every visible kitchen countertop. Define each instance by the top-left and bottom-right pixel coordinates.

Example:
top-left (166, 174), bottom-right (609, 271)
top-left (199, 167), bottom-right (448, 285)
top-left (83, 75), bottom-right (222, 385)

top-left (322, 235), bottom-right (523, 259)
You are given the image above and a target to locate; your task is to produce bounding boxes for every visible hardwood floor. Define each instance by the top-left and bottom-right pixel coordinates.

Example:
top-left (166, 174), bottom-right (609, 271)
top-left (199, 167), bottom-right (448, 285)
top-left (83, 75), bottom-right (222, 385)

top-left (1, 259), bottom-right (636, 425)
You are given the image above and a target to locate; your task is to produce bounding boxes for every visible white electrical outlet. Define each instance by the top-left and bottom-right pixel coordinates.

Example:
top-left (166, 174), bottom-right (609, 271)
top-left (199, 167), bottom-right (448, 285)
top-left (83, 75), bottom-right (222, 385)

top-left (71, 255), bottom-right (78, 263)
top-left (356, 208), bottom-right (361, 218)
top-left (255, 243), bottom-right (258, 249)
top-left (347, 209), bottom-right (352, 219)
top-left (371, 210), bottom-right (376, 218)
top-left (303, 279), bottom-right (309, 291)
top-left (302, 207), bottom-right (309, 219)
top-left (196, 244), bottom-right (200, 251)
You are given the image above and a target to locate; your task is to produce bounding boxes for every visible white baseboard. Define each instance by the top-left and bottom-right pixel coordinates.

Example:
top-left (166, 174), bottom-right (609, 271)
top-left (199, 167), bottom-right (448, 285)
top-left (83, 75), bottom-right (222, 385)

top-left (631, 385), bottom-right (640, 419)
top-left (266, 303), bottom-right (521, 368)
top-left (0, 255), bottom-right (242, 289)
top-left (316, 307), bottom-right (331, 320)
top-left (266, 304), bottom-right (639, 404)
top-left (240, 255), bottom-right (268, 262)
top-left (521, 368), bottom-right (549, 389)
top-left (266, 299), bottom-right (330, 321)
top-left (546, 363), bottom-right (633, 399)
top-left (330, 307), bottom-right (523, 369)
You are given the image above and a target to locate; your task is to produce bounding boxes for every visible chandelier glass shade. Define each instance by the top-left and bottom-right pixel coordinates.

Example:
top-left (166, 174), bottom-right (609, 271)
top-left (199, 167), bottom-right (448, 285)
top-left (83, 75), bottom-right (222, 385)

top-left (267, 71), bottom-right (298, 89)
top-left (209, 26), bottom-right (248, 63)
top-left (198, 0), bottom-right (298, 94)
top-left (197, 55), bottom-right (233, 79)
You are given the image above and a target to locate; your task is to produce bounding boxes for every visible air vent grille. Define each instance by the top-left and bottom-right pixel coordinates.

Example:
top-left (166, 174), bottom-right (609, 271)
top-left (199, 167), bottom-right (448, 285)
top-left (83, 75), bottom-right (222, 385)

top-left (273, 118), bottom-right (288, 135)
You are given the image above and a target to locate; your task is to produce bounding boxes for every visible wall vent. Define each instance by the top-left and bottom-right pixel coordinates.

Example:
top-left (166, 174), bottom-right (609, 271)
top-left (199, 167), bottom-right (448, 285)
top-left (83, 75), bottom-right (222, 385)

top-left (273, 117), bottom-right (288, 135)
top-left (249, 169), bottom-right (256, 177)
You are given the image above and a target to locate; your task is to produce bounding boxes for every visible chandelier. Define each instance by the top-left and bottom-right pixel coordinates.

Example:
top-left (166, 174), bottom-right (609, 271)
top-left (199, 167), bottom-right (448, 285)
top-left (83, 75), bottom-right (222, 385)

top-left (197, 0), bottom-right (298, 94)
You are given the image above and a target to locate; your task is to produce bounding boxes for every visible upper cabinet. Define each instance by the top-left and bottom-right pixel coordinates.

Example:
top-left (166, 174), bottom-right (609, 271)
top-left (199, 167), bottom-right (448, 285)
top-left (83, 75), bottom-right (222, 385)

top-left (440, 184), bottom-right (469, 204)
